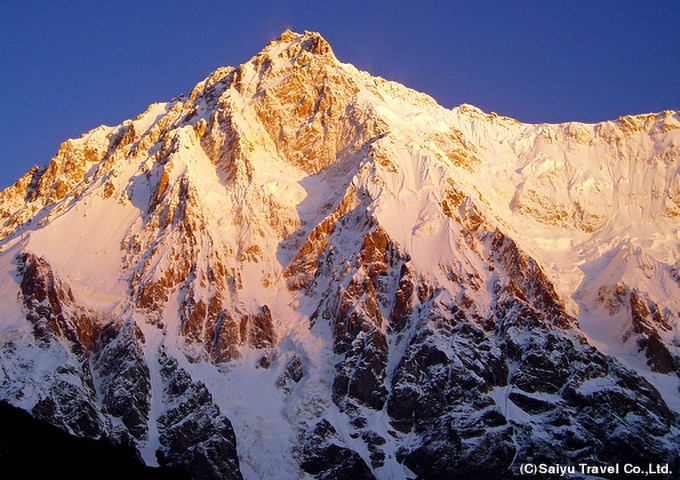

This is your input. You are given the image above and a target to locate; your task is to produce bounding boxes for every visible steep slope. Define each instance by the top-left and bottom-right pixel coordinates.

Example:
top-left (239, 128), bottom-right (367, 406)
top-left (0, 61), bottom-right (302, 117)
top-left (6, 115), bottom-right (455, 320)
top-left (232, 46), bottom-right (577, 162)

top-left (0, 30), bottom-right (678, 479)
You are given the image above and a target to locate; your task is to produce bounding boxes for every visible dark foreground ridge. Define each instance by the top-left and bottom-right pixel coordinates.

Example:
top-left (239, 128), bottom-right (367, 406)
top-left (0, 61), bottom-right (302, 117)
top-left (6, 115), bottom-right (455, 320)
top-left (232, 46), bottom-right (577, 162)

top-left (0, 400), bottom-right (189, 480)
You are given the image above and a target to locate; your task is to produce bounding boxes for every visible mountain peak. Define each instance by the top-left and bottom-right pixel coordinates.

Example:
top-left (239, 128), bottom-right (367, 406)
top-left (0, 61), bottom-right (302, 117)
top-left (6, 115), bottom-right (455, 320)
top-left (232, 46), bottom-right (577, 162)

top-left (277, 29), bottom-right (299, 43)
top-left (264, 29), bottom-right (334, 59)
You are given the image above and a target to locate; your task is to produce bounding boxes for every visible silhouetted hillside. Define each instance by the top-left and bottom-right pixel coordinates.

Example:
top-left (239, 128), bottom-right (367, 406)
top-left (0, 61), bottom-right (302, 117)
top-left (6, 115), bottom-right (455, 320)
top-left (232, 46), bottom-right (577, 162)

top-left (0, 400), bottom-right (188, 480)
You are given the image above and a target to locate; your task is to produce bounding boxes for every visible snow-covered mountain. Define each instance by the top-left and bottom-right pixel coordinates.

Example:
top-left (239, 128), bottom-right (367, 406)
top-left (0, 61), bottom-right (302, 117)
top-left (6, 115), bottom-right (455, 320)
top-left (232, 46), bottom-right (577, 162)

top-left (1, 30), bottom-right (679, 479)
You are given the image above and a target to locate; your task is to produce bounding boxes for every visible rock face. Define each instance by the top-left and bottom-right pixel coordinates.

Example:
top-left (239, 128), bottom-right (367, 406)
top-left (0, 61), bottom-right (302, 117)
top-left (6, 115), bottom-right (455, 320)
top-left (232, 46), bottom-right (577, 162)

top-left (299, 419), bottom-right (376, 480)
top-left (157, 351), bottom-right (242, 480)
top-left (92, 321), bottom-right (151, 442)
top-left (0, 30), bottom-right (679, 479)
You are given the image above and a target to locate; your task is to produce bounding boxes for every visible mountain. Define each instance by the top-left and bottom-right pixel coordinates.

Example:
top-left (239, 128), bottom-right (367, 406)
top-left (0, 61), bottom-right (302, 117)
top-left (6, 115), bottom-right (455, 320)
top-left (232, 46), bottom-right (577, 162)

top-left (0, 30), bottom-right (679, 479)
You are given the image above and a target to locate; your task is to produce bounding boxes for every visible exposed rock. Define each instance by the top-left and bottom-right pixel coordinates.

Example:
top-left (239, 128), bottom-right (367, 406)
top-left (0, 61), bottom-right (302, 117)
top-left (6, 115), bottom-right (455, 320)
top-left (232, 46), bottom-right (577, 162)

top-left (298, 419), bottom-right (375, 480)
top-left (243, 305), bottom-right (277, 349)
top-left (276, 354), bottom-right (304, 391)
top-left (157, 351), bottom-right (243, 480)
top-left (488, 230), bottom-right (575, 330)
top-left (625, 289), bottom-right (678, 375)
top-left (92, 321), bottom-right (151, 441)
top-left (333, 328), bottom-right (388, 410)
top-left (17, 252), bottom-right (97, 354)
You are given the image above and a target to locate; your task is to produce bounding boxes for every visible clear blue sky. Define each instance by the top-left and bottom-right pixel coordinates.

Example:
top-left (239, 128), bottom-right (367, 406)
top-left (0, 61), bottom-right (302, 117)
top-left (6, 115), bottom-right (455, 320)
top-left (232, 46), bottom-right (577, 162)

top-left (1, 0), bottom-right (678, 189)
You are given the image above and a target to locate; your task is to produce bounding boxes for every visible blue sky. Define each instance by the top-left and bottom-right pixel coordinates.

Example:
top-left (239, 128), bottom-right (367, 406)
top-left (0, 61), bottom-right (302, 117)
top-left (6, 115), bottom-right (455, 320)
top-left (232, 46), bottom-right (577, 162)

top-left (1, 0), bottom-right (678, 189)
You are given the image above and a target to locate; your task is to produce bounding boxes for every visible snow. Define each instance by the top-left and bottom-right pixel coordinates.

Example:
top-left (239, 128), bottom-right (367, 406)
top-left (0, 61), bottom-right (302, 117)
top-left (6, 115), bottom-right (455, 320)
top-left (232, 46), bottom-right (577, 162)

top-left (133, 102), bottom-right (171, 137)
top-left (180, 343), bottom-right (316, 478)
top-left (0, 242), bottom-right (28, 331)
top-left (24, 197), bottom-right (133, 309)
top-left (489, 385), bottom-right (539, 424)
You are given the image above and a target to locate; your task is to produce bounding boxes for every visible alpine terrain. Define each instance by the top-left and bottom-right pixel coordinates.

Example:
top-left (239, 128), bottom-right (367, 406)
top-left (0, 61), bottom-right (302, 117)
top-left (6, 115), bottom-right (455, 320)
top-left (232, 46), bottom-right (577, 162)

top-left (0, 30), bottom-right (679, 479)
